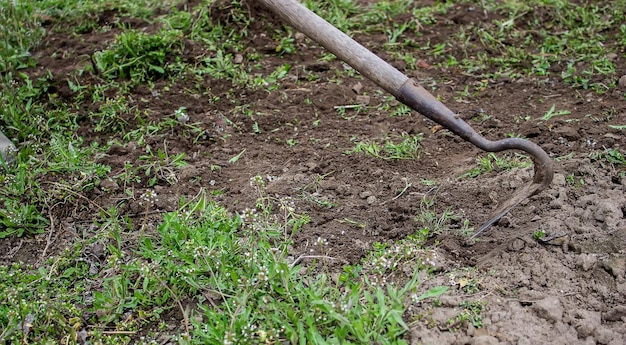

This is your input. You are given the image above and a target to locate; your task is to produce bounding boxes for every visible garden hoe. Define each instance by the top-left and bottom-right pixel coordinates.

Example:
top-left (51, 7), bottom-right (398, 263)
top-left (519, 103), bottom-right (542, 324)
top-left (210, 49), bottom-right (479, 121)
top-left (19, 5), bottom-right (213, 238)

top-left (256, 0), bottom-right (554, 239)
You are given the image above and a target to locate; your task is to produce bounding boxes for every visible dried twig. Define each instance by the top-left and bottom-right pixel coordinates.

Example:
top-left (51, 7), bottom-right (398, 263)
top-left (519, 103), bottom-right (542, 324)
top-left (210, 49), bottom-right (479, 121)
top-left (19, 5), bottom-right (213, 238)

top-left (290, 255), bottom-right (348, 268)
top-left (39, 210), bottom-right (55, 261)
top-left (152, 271), bottom-right (190, 336)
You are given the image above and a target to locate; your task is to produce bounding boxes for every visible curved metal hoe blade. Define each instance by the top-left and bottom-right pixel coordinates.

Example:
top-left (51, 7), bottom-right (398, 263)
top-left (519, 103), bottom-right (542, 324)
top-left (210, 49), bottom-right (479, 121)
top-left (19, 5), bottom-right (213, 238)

top-left (397, 80), bottom-right (554, 239)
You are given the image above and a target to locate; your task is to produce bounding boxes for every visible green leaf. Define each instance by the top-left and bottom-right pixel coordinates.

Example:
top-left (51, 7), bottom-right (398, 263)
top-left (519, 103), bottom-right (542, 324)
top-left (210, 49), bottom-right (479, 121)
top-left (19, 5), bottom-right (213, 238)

top-left (387, 309), bottom-right (409, 331)
top-left (414, 285), bottom-right (448, 302)
top-left (228, 149), bottom-right (246, 163)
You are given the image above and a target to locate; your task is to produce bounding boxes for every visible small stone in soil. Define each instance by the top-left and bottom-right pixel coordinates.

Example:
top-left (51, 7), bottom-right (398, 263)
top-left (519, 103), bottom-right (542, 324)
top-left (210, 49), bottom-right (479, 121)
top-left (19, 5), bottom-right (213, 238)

top-left (593, 326), bottom-right (616, 345)
top-left (0, 131), bottom-right (17, 166)
top-left (532, 296), bottom-right (563, 323)
top-left (471, 335), bottom-right (500, 345)
top-left (603, 305), bottom-right (626, 321)
top-left (573, 309), bottom-right (601, 338)
top-left (601, 256), bottom-right (625, 279)
top-left (508, 238), bottom-right (525, 251)
top-left (100, 178), bottom-right (120, 192)
top-left (576, 253), bottom-right (597, 271)
top-left (359, 191), bottom-right (372, 198)
top-left (355, 95), bottom-right (370, 105)
top-left (618, 75), bottom-right (626, 89)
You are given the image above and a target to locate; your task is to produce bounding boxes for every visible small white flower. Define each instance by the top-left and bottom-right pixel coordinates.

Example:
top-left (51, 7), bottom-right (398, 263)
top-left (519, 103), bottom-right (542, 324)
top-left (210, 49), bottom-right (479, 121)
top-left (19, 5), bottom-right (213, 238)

top-left (249, 175), bottom-right (265, 187)
top-left (257, 266), bottom-right (269, 282)
top-left (140, 190), bottom-right (158, 205)
top-left (315, 237), bottom-right (328, 246)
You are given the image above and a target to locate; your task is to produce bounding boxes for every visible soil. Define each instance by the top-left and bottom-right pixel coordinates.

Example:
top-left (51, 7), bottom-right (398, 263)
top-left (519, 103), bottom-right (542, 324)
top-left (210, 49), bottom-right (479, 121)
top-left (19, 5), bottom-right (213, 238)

top-left (2, 1), bottom-right (625, 344)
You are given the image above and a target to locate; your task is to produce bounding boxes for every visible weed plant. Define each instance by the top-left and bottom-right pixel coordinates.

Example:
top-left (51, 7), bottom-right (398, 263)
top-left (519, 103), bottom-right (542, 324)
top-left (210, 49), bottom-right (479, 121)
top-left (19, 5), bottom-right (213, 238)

top-left (459, 153), bottom-right (531, 179)
top-left (347, 133), bottom-right (423, 160)
top-left (0, 0), bottom-right (45, 72)
top-left (415, 193), bottom-right (474, 238)
top-left (0, 182), bottom-right (445, 344)
top-left (590, 147), bottom-right (626, 177)
top-left (94, 29), bottom-right (184, 82)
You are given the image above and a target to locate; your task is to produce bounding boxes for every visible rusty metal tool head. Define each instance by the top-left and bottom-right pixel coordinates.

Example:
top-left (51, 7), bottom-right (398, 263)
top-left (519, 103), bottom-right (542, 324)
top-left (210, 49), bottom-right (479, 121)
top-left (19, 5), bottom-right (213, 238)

top-left (396, 80), bottom-right (554, 238)
top-left (257, 0), bottom-right (555, 237)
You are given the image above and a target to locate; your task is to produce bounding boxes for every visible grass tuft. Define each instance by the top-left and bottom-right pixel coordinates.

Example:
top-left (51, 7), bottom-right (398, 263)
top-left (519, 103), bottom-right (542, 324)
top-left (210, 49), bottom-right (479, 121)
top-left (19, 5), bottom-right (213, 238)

top-left (94, 29), bottom-right (184, 82)
top-left (347, 133), bottom-right (423, 160)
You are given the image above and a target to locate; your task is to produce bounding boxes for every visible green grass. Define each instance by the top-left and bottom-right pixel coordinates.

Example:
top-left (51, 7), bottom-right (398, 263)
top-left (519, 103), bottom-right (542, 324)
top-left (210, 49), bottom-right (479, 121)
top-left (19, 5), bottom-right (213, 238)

top-left (346, 133), bottom-right (423, 160)
top-left (459, 153), bottom-right (532, 179)
top-left (93, 29), bottom-right (184, 82)
top-left (0, 181), bottom-right (445, 344)
top-left (0, 135), bottom-right (109, 238)
top-left (137, 141), bottom-right (188, 186)
top-left (415, 193), bottom-right (474, 238)
top-left (1, 0), bottom-right (624, 343)
top-left (590, 147), bottom-right (626, 177)
top-left (0, 0), bottom-right (45, 72)
top-left (539, 105), bottom-right (571, 121)
top-left (424, 0), bottom-right (626, 92)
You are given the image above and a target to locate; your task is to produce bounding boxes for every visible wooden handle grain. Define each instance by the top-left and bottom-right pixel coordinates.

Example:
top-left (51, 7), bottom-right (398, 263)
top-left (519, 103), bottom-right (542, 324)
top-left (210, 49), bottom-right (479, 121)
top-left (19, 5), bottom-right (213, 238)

top-left (256, 0), bottom-right (408, 96)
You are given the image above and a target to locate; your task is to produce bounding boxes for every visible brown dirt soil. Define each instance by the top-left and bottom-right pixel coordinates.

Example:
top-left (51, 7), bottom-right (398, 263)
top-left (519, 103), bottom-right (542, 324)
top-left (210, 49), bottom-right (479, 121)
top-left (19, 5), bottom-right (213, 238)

top-left (2, 1), bottom-right (626, 344)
